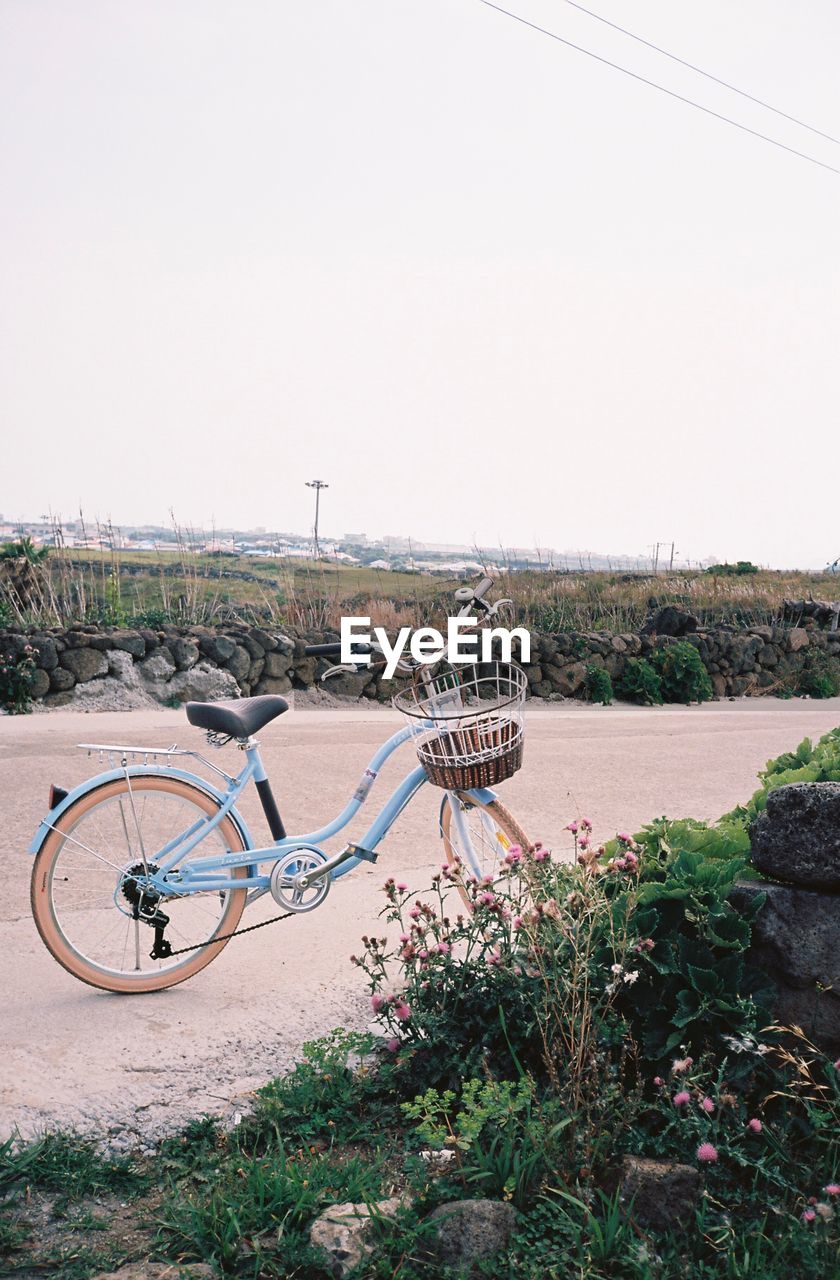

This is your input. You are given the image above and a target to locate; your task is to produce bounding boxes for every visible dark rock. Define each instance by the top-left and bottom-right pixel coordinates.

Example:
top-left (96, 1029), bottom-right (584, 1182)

top-left (108, 631), bottom-right (146, 657)
top-left (249, 627), bottom-right (278, 652)
top-left (548, 661), bottom-right (588, 697)
top-left (62, 631), bottom-right (92, 648)
top-left (788, 628), bottom-right (810, 652)
top-left (50, 666), bottom-right (76, 691)
top-left (749, 783), bottom-right (840, 888)
top-left (29, 635), bottom-right (59, 670)
top-left (263, 651), bottom-right (293, 678)
top-left (28, 668), bottom-right (51, 699)
top-left (641, 606), bottom-right (699, 637)
top-left (255, 675), bottom-right (293, 696)
top-left (757, 645), bottom-right (778, 667)
top-left (59, 648), bottom-right (108, 683)
top-left (199, 635), bottom-right (237, 664)
top-left (167, 638), bottom-right (200, 671)
top-left (225, 644), bottom-right (251, 683)
top-left (292, 657), bottom-right (317, 687)
top-left (43, 690), bottom-right (76, 708)
top-left (239, 634), bottom-right (266, 660)
top-left (731, 880), bottom-right (840, 1052)
top-left (138, 629), bottom-right (160, 652)
top-left (614, 1156), bottom-right (699, 1231)
top-left (425, 1199), bottom-right (517, 1271)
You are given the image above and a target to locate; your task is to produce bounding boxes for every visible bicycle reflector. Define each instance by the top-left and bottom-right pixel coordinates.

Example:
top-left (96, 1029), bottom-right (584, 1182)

top-left (49, 784), bottom-right (69, 810)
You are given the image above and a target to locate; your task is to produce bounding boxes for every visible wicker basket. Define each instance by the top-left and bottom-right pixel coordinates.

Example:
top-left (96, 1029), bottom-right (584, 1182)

top-left (393, 662), bottom-right (526, 791)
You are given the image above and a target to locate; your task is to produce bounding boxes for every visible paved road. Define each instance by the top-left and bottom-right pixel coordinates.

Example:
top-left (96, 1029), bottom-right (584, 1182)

top-left (2, 696), bottom-right (839, 1147)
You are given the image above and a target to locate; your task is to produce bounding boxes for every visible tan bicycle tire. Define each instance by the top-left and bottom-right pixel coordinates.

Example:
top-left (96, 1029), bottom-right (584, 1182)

top-left (441, 793), bottom-right (533, 911)
top-left (31, 775), bottom-right (249, 994)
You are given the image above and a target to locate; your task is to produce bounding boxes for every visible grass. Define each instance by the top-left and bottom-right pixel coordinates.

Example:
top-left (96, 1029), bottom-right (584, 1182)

top-left (2, 1033), bottom-right (838, 1279)
top-left (2, 534), bottom-right (837, 635)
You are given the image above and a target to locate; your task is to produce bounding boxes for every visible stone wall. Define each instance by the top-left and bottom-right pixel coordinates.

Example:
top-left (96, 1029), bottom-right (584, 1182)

top-left (1, 619), bottom-right (839, 710)
top-left (732, 782), bottom-right (840, 1055)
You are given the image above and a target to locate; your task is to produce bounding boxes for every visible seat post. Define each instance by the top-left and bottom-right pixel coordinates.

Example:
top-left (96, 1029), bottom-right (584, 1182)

top-left (246, 744), bottom-right (286, 841)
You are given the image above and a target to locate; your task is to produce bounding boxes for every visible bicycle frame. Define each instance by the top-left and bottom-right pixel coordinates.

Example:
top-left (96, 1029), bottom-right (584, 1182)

top-left (30, 725), bottom-right (498, 899)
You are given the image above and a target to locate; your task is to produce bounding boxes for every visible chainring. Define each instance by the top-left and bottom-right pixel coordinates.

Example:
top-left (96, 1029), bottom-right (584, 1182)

top-left (269, 848), bottom-right (331, 913)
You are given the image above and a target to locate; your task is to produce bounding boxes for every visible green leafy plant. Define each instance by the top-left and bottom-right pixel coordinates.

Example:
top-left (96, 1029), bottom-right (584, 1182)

top-left (585, 664), bottom-right (613, 704)
top-left (797, 652), bottom-right (840, 699)
top-left (0, 644), bottom-right (36, 714)
top-left (652, 640), bottom-right (713, 704)
top-left (615, 656), bottom-right (663, 705)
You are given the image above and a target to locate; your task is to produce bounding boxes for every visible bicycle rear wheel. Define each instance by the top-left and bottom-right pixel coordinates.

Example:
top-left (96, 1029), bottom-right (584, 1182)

top-left (31, 775), bottom-right (249, 993)
top-left (441, 793), bottom-right (532, 910)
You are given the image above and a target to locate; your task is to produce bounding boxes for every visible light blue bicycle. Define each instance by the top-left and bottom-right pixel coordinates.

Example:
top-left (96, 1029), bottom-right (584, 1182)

top-left (30, 580), bottom-right (530, 993)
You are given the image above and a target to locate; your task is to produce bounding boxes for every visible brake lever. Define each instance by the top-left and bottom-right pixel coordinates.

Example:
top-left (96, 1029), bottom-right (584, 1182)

top-left (320, 663), bottom-right (361, 682)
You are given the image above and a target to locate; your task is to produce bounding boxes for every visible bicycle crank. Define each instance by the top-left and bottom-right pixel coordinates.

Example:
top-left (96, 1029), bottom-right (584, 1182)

top-left (269, 848), bottom-right (331, 913)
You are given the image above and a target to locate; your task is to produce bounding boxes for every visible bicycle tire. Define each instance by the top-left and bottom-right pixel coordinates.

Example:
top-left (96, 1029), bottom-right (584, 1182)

top-left (441, 792), bottom-right (533, 910)
top-left (31, 774), bottom-right (249, 993)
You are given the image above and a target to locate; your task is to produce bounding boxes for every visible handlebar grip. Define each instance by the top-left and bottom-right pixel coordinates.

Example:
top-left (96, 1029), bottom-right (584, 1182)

top-left (304, 642), bottom-right (372, 657)
top-left (473, 576), bottom-right (494, 601)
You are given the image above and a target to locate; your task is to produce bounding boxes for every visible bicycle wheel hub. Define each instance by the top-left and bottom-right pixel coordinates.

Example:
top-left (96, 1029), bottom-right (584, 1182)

top-left (269, 848), bottom-right (330, 913)
top-left (121, 862), bottom-right (162, 917)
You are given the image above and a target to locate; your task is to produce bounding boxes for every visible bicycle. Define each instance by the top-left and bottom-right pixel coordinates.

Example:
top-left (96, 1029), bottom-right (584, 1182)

top-left (29, 579), bottom-right (531, 993)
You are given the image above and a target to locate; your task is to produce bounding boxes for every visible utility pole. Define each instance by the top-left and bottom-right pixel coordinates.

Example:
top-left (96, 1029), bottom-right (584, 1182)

top-left (305, 480), bottom-right (329, 558)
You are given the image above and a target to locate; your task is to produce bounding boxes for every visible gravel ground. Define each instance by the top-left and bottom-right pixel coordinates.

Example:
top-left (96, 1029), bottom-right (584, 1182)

top-left (2, 695), bottom-right (839, 1149)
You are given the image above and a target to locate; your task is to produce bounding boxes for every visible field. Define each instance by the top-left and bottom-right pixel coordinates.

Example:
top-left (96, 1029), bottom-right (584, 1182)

top-left (1, 540), bottom-right (837, 634)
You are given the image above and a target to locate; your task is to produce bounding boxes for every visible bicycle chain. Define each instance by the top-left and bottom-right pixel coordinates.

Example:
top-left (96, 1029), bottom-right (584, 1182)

top-left (162, 909), bottom-right (294, 958)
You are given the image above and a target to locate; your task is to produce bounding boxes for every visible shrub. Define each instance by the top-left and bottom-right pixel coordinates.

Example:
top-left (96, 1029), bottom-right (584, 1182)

top-left (0, 645), bottom-right (36, 714)
top-left (615, 656), bottom-right (663, 705)
top-left (797, 652), bottom-right (840, 699)
top-left (652, 640), bottom-right (713, 704)
top-left (585, 664), bottom-right (613, 705)
top-left (705, 560), bottom-right (760, 575)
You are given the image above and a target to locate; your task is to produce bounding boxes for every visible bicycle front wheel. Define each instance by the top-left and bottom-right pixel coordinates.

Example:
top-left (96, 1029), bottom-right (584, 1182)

top-left (441, 792), bottom-right (532, 910)
top-left (31, 775), bottom-right (249, 993)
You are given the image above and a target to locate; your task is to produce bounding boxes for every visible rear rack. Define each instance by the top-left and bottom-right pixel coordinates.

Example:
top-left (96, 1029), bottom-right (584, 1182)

top-left (76, 743), bottom-right (236, 784)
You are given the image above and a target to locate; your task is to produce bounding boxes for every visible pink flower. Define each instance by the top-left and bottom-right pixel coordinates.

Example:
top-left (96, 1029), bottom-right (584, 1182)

top-left (392, 999), bottom-right (411, 1022)
top-left (504, 849), bottom-right (522, 865)
top-left (385, 1038), bottom-right (399, 1053)
top-left (487, 949), bottom-right (503, 967)
top-left (623, 850), bottom-right (639, 870)
top-left (700, 1097), bottom-right (715, 1114)
top-left (802, 1208), bottom-right (816, 1223)
top-left (653, 1076), bottom-right (665, 1087)
top-left (478, 891), bottom-right (497, 907)
top-left (673, 1091), bottom-right (691, 1108)
top-left (581, 817), bottom-right (593, 831)
top-left (672, 1057), bottom-right (693, 1074)
top-left (409, 906), bottom-right (421, 920)
top-left (578, 836), bottom-right (589, 850)
top-left (565, 821), bottom-right (579, 834)
top-left (617, 831), bottom-right (633, 843)
top-left (747, 1118), bottom-right (763, 1134)
top-left (696, 1143), bottom-right (718, 1163)
top-left (513, 915), bottom-right (524, 929)
top-left (533, 848), bottom-right (549, 862)
top-left (370, 994), bottom-right (385, 1014)
top-left (396, 882), bottom-right (408, 892)
top-left (824, 1184), bottom-right (840, 1197)
top-left (834, 1059), bottom-right (840, 1071)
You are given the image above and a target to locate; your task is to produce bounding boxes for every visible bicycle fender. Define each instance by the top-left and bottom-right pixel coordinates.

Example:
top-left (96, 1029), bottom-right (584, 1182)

top-left (27, 765), bottom-right (256, 858)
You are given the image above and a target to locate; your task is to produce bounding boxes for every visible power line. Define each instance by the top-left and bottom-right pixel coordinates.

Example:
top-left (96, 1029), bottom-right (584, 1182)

top-left (477, 1), bottom-right (840, 178)
top-left (559, 0), bottom-right (840, 147)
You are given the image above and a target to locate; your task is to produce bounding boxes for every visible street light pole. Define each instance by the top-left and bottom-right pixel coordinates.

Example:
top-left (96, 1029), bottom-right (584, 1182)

top-left (305, 480), bottom-right (329, 558)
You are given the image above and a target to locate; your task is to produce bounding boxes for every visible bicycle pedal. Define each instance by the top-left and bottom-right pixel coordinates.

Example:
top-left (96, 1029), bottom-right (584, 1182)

top-left (347, 844), bottom-right (378, 864)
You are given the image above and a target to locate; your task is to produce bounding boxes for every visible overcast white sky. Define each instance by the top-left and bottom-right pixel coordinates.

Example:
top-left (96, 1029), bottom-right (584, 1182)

top-left (1, 1), bottom-right (838, 567)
